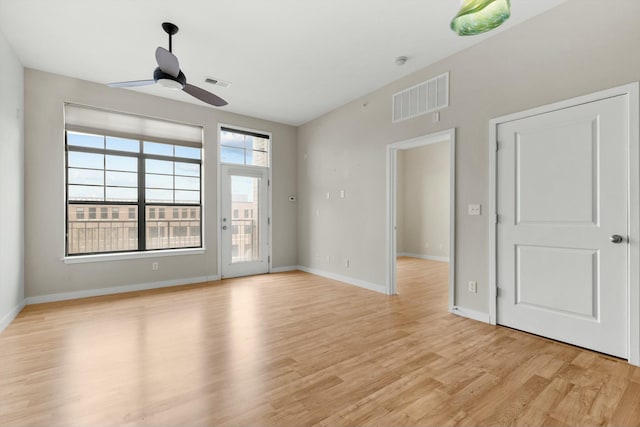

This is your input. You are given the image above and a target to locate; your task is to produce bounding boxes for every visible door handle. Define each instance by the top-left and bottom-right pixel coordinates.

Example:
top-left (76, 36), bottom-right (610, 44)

top-left (610, 235), bottom-right (624, 244)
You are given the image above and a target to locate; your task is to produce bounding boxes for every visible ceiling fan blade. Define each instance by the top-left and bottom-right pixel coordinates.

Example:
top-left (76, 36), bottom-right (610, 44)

top-left (183, 83), bottom-right (228, 107)
top-left (108, 79), bottom-right (156, 88)
top-left (155, 47), bottom-right (180, 77)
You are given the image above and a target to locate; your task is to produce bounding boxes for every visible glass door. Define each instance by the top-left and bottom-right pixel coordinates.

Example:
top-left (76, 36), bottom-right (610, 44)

top-left (220, 165), bottom-right (269, 278)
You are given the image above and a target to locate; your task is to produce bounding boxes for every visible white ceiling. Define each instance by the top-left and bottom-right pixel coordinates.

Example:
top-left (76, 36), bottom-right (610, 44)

top-left (0, 0), bottom-right (568, 126)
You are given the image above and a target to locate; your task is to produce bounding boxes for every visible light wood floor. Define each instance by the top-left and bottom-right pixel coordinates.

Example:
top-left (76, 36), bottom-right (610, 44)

top-left (1, 257), bottom-right (640, 426)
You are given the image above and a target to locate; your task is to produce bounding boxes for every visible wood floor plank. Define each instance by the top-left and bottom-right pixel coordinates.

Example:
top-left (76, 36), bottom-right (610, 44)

top-left (1, 257), bottom-right (639, 426)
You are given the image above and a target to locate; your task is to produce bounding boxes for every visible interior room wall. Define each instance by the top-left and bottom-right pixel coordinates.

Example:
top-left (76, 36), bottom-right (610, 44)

top-left (397, 142), bottom-right (450, 260)
top-left (0, 30), bottom-right (25, 329)
top-left (24, 69), bottom-right (297, 300)
top-left (297, 0), bottom-right (640, 313)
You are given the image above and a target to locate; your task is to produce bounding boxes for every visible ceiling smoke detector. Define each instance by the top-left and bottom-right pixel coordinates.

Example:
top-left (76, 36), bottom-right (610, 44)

top-left (205, 77), bottom-right (232, 88)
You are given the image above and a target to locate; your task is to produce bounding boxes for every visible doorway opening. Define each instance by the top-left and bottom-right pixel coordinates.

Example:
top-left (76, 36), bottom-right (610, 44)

top-left (386, 129), bottom-right (455, 310)
top-left (218, 125), bottom-right (272, 279)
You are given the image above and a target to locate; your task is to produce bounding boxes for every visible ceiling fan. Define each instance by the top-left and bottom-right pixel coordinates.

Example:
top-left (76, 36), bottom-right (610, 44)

top-left (108, 22), bottom-right (228, 107)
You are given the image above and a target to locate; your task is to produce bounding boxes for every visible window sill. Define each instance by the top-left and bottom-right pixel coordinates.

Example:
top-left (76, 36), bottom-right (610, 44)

top-left (62, 248), bottom-right (206, 264)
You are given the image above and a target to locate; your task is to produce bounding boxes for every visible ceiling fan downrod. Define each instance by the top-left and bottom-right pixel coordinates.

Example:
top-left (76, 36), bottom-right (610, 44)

top-left (161, 22), bottom-right (179, 52)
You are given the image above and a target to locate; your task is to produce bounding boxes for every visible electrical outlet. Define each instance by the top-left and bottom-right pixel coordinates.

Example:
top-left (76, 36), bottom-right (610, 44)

top-left (468, 204), bottom-right (482, 216)
top-left (468, 281), bottom-right (477, 293)
top-left (152, 261), bottom-right (159, 271)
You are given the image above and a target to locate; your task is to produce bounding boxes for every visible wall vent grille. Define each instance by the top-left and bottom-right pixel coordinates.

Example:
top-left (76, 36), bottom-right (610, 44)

top-left (392, 72), bottom-right (449, 123)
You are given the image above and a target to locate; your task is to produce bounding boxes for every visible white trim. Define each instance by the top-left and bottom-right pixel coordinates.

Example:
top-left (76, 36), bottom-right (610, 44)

top-left (386, 128), bottom-right (456, 311)
top-left (488, 82), bottom-right (640, 365)
top-left (270, 266), bottom-right (299, 273)
top-left (25, 275), bottom-right (221, 305)
top-left (450, 306), bottom-right (491, 324)
top-left (297, 266), bottom-right (387, 294)
top-left (63, 248), bottom-right (205, 264)
top-left (397, 253), bottom-right (450, 263)
top-left (0, 300), bottom-right (26, 333)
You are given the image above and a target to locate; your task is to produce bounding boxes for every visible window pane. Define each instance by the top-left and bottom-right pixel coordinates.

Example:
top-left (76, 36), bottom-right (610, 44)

top-left (67, 203), bottom-right (138, 255)
top-left (146, 173), bottom-right (173, 189)
top-left (106, 171), bottom-right (137, 187)
top-left (220, 146), bottom-right (244, 164)
top-left (106, 186), bottom-right (138, 202)
top-left (144, 141), bottom-right (174, 156)
top-left (175, 176), bottom-right (199, 191)
top-left (68, 132), bottom-right (104, 149)
top-left (68, 168), bottom-right (103, 186)
top-left (220, 131), bottom-right (245, 148)
top-left (175, 146), bottom-right (201, 160)
top-left (68, 185), bottom-right (103, 201)
top-left (175, 190), bottom-right (199, 203)
top-left (106, 155), bottom-right (137, 172)
top-left (245, 136), bottom-right (269, 151)
top-left (247, 150), bottom-right (269, 167)
top-left (146, 189), bottom-right (173, 203)
top-left (146, 206), bottom-right (201, 250)
top-left (146, 159), bottom-right (173, 174)
top-left (175, 162), bottom-right (199, 177)
top-left (68, 151), bottom-right (104, 169)
top-left (106, 137), bottom-right (139, 153)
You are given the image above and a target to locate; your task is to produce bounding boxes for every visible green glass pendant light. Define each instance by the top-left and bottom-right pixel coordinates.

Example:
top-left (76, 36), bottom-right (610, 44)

top-left (450, 0), bottom-right (511, 36)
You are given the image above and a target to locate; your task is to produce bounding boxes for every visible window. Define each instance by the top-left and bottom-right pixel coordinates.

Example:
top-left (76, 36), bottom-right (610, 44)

top-left (233, 209), bottom-right (239, 218)
top-left (244, 209), bottom-right (249, 218)
top-left (173, 208), bottom-right (179, 218)
top-left (220, 127), bottom-right (270, 167)
top-left (65, 109), bottom-right (203, 256)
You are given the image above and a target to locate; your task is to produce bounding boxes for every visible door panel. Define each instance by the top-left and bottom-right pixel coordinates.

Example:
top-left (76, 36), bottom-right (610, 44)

top-left (497, 95), bottom-right (628, 358)
top-left (221, 165), bottom-right (269, 278)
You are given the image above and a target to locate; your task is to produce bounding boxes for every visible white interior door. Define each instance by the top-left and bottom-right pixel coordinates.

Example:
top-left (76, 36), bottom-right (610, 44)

top-left (497, 95), bottom-right (629, 358)
top-left (220, 165), bottom-right (269, 278)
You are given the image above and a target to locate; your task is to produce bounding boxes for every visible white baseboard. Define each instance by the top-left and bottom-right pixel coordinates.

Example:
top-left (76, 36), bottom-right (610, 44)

top-left (450, 306), bottom-right (491, 324)
top-left (297, 266), bottom-right (387, 294)
top-left (26, 275), bottom-right (221, 305)
top-left (398, 253), bottom-right (450, 263)
top-left (0, 300), bottom-right (26, 333)
top-left (270, 266), bottom-right (299, 273)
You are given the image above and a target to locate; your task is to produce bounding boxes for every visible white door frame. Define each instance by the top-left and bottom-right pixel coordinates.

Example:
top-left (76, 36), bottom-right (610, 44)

top-left (386, 128), bottom-right (456, 310)
top-left (217, 123), bottom-right (273, 279)
top-left (488, 83), bottom-right (640, 365)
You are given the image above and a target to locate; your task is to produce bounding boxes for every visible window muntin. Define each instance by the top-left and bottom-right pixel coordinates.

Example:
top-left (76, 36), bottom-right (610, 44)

top-left (220, 127), bottom-right (270, 167)
top-left (66, 131), bottom-right (202, 256)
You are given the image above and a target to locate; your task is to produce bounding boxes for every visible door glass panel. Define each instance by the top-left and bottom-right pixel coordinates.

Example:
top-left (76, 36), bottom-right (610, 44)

top-left (231, 175), bottom-right (260, 263)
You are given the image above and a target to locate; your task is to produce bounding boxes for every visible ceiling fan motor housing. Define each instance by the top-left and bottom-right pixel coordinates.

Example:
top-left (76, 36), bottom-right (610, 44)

top-left (153, 67), bottom-right (186, 89)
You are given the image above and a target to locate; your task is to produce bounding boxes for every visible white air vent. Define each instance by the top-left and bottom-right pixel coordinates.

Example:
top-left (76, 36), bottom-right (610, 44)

top-left (205, 77), bottom-right (232, 88)
top-left (392, 72), bottom-right (449, 123)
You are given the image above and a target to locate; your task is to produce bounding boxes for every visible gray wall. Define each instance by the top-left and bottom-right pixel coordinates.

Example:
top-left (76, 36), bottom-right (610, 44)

top-left (297, 0), bottom-right (640, 312)
top-left (24, 69), bottom-right (297, 299)
top-left (0, 30), bottom-right (24, 328)
top-left (397, 142), bottom-right (450, 260)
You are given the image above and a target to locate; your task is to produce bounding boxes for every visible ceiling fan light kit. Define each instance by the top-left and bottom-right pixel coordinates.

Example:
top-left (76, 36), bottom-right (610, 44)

top-left (108, 22), bottom-right (228, 107)
top-left (450, 0), bottom-right (511, 36)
